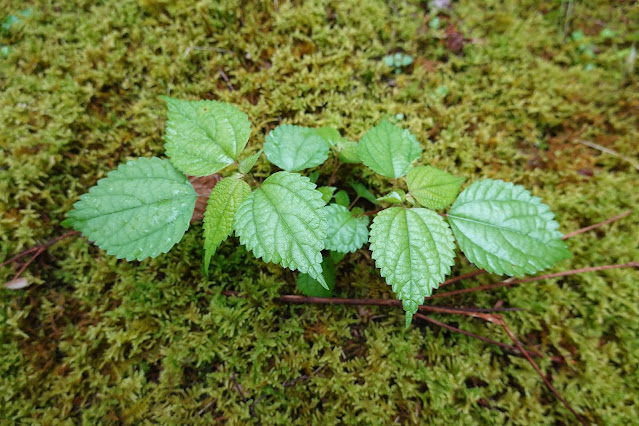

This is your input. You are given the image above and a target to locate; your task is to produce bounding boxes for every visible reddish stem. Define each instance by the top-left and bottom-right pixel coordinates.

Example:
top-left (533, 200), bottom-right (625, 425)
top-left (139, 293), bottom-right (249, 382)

top-left (1, 231), bottom-right (79, 269)
top-left (498, 317), bottom-right (587, 425)
top-left (562, 209), bottom-right (631, 240)
top-left (414, 313), bottom-right (540, 358)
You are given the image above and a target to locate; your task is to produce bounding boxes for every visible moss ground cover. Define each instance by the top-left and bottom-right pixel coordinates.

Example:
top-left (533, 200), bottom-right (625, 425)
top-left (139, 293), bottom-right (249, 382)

top-left (1, 0), bottom-right (638, 423)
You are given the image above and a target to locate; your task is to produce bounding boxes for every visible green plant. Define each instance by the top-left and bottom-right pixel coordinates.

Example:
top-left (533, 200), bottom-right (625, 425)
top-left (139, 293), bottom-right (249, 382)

top-left (383, 52), bottom-right (413, 73)
top-left (63, 98), bottom-right (572, 326)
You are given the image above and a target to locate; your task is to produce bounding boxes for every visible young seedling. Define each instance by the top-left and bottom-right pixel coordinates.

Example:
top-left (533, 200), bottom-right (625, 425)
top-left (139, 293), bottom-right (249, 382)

top-left (63, 98), bottom-right (572, 327)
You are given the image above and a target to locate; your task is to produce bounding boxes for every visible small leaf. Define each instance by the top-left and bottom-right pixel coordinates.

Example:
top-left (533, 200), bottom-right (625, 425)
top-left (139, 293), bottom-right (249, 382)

top-left (234, 171), bottom-right (328, 288)
top-left (308, 170), bottom-right (320, 184)
top-left (63, 157), bottom-right (197, 261)
top-left (383, 55), bottom-right (395, 67)
top-left (163, 97), bottom-right (251, 176)
top-left (238, 150), bottom-right (262, 174)
top-left (297, 256), bottom-right (336, 297)
top-left (447, 179), bottom-right (572, 276)
top-left (188, 174), bottom-right (222, 223)
top-left (324, 204), bottom-right (369, 253)
top-left (357, 119), bottom-right (422, 178)
top-left (264, 124), bottom-right (330, 171)
top-left (334, 190), bottom-right (350, 207)
top-left (350, 182), bottom-right (378, 205)
top-left (317, 186), bottom-right (337, 204)
top-left (337, 141), bottom-right (361, 164)
top-left (370, 208), bottom-right (456, 327)
top-left (315, 127), bottom-right (341, 147)
top-left (377, 190), bottom-right (405, 204)
top-left (406, 165), bottom-right (465, 209)
top-left (203, 176), bottom-right (252, 274)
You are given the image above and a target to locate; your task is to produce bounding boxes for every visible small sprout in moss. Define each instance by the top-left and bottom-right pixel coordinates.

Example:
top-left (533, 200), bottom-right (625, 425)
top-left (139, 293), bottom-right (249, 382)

top-left (383, 52), bottom-right (413, 74)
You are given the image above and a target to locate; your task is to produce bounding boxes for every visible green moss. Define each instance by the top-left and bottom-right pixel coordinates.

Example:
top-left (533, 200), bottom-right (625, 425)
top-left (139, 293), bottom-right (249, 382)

top-left (1, 0), bottom-right (638, 423)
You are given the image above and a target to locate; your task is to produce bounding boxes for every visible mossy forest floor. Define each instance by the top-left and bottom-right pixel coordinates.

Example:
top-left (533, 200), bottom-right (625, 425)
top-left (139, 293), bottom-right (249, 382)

top-left (1, 0), bottom-right (638, 423)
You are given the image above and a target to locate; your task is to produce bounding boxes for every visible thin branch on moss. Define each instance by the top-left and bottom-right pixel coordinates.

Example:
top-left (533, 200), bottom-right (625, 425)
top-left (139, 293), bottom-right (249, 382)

top-left (218, 67), bottom-right (235, 91)
top-left (1, 230), bottom-right (79, 269)
top-left (577, 139), bottom-right (639, 171)
top-left (10, 246), bottom-right (46, 281)
top-left (273, 295), bottom-right (515, 318)
top-left (431, 262), bottom-right (639, 299)
top-left (440, 268), bottom-right (487, 287)
top-left (413, 313), bottom-right (540, 358)
top-left (496, 316), bottom-right (588, 426)
top-left (230, 372), bottom-right (247, 402)
top-left (562, 209), bottom-right (632, 240)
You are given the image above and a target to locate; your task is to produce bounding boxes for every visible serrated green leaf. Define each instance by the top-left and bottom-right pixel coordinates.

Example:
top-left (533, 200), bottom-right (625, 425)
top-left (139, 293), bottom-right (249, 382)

top-left (370, 208), bottom-right (456, 327)
top-left (238, 150), bottom-right (262, 174)
top-left (406, 166), bottom-right (465, 209)
top-left (315, 127), bottom-right (341, 147)
top-left (203, 176), bottom-right (251, 274)
top-left (297, 256), bottom-right (336, 297)
top-left (350, 182), bottom-right (378, 205)
top-left (334, 190), bottom-right (350, 207)
top-left (162, 97), bottom-right (251, 176)
top-left (234, 171), bottom-right (328, 288)
top-left (447, 179), bottom-right (572, 276)
top-left (264, 124), bottom-right (330, 172)
top-left (357, 119), bottom-right (422, 178)
top-left (63, 157), bottom-right (197, 261)
top-left (337, 140), bottom-right (361, 163)
top-left (317, 186), bottom-right (337, 204)
top-left (377, 190), bottom-right (405, 204)
top-left (324, 204), bottom-right (369, 253)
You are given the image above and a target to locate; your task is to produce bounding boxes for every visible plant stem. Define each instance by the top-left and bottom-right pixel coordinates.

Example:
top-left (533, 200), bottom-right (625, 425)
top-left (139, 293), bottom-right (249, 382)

top-left (413, 313), bottom-right (539, 358)
top-left (498, 317), bottom-right (587, 425)
top-left (326, 157), bottom-right (340, 187)
top-left (1, 231), bottom-right (79, 269)
top-left (440, 268), bottom-right (487, 287)
top-left (562, 209), bottom-right (632, 240)
top-left (348, 196), bottom-right (361, 210)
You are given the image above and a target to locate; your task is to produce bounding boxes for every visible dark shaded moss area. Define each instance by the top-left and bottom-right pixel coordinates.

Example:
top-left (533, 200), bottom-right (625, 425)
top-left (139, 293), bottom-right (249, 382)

top-left (1, 0), bottom-right (638, 423)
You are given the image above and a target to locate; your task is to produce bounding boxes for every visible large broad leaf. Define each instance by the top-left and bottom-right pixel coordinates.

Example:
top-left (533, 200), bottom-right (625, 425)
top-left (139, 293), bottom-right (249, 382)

top-left (357, 119), bottom-right (422, 178)
top-left (263, 125), bottom-right (330, 172)
top-left (202, 176), bottom-right (251, 274)
top-left (234, 171), bottom-right (328, 287)
top-left (406, 165), bottom-right (465, 209)
top-left (297, 256), bottom-right (337, 297)
top-left (447, 179), bottom-right (572, 276)
top-left (324, 204), bottom-right (369, 253)
top-left (163, 97), bottom-right (251, 176)
top-left (62, 157), bottom-right (197, 261)
top-left (370, 208), bottom-right (456, 327)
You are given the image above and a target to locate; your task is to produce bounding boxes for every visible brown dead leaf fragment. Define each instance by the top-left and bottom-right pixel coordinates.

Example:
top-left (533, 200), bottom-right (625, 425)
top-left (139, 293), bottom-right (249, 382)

top-left (445, 25), bottom-right (465, 53)
top-left (189, 174), bottom-right (222, 223)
